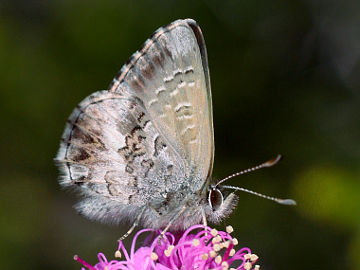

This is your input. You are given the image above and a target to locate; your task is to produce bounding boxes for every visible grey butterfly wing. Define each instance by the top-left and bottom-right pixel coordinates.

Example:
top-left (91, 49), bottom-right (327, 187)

top-left (110, 19), bottom-right (214, 189)
top-left (55, 19), bottom-right (214, 225)
top-left (56, 90), bottom-right (186, 224)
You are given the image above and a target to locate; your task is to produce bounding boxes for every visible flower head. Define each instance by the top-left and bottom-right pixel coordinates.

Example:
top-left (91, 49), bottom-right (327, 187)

top-left (74, 224), bottom-right (259, 270)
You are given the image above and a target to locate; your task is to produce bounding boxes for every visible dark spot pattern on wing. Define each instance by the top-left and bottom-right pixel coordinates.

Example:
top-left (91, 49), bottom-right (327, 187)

top-left (141, 55), bottom-right (157, 80)
top-left (154, 135), bottom-right (167, 157)
top-left (118, 126), bottom-right (147, 162)
top-left (141, 159), bottom-right (154, 177)
top-left (73, 148), bottom-right (91, 162)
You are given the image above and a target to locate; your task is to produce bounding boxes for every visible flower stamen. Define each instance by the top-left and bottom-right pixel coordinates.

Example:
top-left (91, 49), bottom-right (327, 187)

top-left (213, 243), bottom-right (221, 252)
top-left (226, 225), bottom-right (234, 233)
top-left (215, 255), bottom-right (222, 264)
top-left (151, 252), bottom-right (158, 261)
top-left (211, 228), bottom-right (218, 236)
top-left (209, 250), bottom-right (217, 258)
top-left (244, 262), bottom-right (252, 270)
top-left (244, 253), bottom-right (251, 260)
top-left (212, 235), bottom-right (222, 244)
top-left (192, 239), bottom-right (200, 247)
top-left (201, 253), bottom-right (209, 260)
top-left (114, 250), bottom-right (121, 258)
top-left (232, 238), bottom-right (238, 245)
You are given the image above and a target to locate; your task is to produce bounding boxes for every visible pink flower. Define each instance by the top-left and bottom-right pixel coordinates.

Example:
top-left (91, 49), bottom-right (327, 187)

top-left (74, 225), bottom-right (260, 270)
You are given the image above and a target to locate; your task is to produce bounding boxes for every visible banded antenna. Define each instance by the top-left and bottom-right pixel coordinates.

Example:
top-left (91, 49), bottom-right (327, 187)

top-left (216, 155), bottom-right (296, 205)
top-left (221, 185), bottom-right (296, 205)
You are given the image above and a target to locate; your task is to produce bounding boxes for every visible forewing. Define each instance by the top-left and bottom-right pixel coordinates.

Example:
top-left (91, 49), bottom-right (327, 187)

top-left (109, 19), bottom-right (214, 189)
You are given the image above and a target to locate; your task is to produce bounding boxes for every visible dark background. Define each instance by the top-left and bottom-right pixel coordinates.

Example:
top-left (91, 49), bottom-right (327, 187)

top-left (1, 0), bottom-right (359, 269)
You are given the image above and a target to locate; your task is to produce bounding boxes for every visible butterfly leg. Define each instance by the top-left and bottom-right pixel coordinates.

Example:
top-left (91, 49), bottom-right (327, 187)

top-left (118, 206), bottom-right (146, 241)
top-left (158, 204), bottom-right (188, 242)
top-left (201, 208), bottom-right (208, 239)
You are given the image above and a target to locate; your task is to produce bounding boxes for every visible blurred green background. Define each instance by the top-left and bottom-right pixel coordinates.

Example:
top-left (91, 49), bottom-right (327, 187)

top-left (1, 0), bottom-right (359, 269)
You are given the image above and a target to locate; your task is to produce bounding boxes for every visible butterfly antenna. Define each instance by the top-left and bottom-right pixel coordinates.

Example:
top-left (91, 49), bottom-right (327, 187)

top-left (215, 154), bottom-right (282, 187)
top-left (221, 185), bottom-right (296, 205)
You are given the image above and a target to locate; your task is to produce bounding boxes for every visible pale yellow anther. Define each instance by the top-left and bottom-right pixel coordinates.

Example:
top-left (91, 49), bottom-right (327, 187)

top-left (212, 235), bottom-right (222, 244)
top-left (201, 253), bottom-right (209, 260)
top-left (244, 262), bottom-right (252, 270)
top-left (213, 244), bottom-right (221, 252)
top-left (164, 246), bottom-right (174, 257)
top-left (221, 261), bottom-right (229, 268)
top-left (254, 265), bottom-right (260, 270)
top-left (230, 268), bottom-right (237, 270)
top-left (151, 252), bottom-right (158, 261)
top-left (232, 238), bottom-right (238, 246)
top-left (192, 239), bottom-right (200, 247)
top-left (250, 254), bottom-right (259, 261)
top-left (226, 225), bottom-right (234, 234)
top-left (209, 250), bottom-right (217, 258)
top-left (223, 241), bottom-right (230, 248)
top-left (229, 249), bottom-right (236, 256)
top-left (244, 253), bottom-right (251, 260)
top-left (114, 250), bottom-right (121, 258)
top-left (215, 255), bottom-right (222, 264)
top-left (211, 228), bottom-right (218, 236)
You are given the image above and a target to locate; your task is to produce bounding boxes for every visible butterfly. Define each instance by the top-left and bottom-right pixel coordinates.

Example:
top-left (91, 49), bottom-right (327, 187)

top-left (55, 19), bottom-right (295, 239)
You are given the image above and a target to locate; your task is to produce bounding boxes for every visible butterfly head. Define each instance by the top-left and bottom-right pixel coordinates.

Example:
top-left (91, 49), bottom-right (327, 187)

top-left (203, 155), bottom-right (296, 223)
top-left (204, 184), bottom-right (238, 224)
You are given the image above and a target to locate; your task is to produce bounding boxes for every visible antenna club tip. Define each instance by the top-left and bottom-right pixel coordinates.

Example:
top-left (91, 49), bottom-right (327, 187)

top-left (264, 154), bottom-right (282, 167)
top-left (278, 199), bottom-right (297, 205)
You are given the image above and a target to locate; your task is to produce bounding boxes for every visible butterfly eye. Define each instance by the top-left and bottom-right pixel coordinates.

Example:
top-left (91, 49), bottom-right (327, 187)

top-left (208, 188), bottom-right (224, 211)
